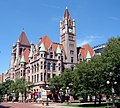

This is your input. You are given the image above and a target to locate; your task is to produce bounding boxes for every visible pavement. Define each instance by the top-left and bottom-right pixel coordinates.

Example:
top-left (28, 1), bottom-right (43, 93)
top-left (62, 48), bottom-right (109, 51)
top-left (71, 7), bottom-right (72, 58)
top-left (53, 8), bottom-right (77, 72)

top-left (0, 102), bottom-right (79, 108)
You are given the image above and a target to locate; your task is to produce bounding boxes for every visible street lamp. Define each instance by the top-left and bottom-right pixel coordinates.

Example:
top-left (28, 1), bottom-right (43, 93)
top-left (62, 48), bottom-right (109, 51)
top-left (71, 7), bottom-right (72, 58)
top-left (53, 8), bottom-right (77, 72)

top-left (59, 88), bottom-right (63, 103)
top-left (107, 72), bottom-right (117, 108)
top-left (66, 87), bottom-right (70, 105)
top-left (46, 85), bottom-right (49, 106)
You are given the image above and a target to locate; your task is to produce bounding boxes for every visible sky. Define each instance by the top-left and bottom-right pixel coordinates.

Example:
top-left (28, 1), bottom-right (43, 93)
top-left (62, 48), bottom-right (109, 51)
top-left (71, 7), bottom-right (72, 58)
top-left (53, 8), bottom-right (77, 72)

top-left (0, 0), bottom-right (120, 73)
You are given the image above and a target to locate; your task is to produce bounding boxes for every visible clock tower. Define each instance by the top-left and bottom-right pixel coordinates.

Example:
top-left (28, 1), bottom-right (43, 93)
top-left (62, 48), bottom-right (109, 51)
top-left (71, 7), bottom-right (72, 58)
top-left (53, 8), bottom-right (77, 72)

top-left (60, 7), bottom-right (77, 69)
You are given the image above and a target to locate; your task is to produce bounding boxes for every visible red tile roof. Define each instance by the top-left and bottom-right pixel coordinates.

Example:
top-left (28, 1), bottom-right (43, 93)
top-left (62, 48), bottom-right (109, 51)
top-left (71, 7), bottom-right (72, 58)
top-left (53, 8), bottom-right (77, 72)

top-left (64, 8), bottom-right (70, 19)
top-left (38, 36), bottom-right (65, 56)
top-left (79, 44), bottom-right (95, 60)
top-left (23, 48), bottom-right (30, 62)
top-left (38, 36), bottom-right (52, 52)
top-left (19, 32), bottom-right (30, 46)
top-left (52, 43), bottom-right (65, 53)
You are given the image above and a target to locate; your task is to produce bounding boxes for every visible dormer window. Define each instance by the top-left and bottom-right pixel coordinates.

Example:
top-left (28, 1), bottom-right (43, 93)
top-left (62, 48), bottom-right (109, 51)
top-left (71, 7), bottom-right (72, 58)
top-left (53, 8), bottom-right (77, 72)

top-left (50, 52), bottom-right (53, 58)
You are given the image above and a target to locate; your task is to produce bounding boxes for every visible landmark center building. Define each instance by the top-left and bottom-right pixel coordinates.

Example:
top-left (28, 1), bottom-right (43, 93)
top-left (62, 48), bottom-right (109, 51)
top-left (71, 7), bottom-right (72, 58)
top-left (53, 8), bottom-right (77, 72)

top-left (4, 8), bottom-right (95, 91)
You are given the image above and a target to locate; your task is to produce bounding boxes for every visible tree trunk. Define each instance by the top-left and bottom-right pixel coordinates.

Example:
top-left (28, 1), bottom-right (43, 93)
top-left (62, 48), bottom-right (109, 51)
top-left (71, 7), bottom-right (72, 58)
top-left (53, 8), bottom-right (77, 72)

top-left (94, 94), bottom-right (97, 105)
top-left (98, 93), bottom-right (102, 105)
top-left (22, 94), bottom-right (23, 102)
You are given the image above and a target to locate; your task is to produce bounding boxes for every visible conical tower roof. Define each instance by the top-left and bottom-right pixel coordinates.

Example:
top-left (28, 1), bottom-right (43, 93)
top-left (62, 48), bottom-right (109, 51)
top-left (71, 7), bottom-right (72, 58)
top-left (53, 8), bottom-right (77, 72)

top-left (18, 32), bottom-right (30, 46)
top-left (64, 7), bottom-right (70, 19)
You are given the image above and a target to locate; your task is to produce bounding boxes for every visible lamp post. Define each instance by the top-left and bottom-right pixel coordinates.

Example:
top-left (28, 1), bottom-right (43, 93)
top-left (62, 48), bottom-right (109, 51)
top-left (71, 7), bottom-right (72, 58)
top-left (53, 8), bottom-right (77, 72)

top-left (107, 72), bottom-right (117, 108)
top-left (46, 85), bottom-right (49, 106)
top-left (59, 88), bottom-right (63, 103)
top-left (66, 87), bottom-right (70, 105)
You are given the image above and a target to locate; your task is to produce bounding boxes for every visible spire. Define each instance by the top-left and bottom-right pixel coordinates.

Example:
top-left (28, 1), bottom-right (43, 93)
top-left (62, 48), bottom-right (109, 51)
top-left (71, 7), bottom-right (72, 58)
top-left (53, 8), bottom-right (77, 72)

top-left (56, 45), bottom-right (62, 54)
top-left (28, 49), bottom-right (33, 58)
top-left (18, 32), bottom-right (30, 46)
top-left (64, 7), bottom-right (70, 19)
top-left (39, 42), bottom-right (46, 52)
top-left (20, 55), bottom-right (25, 62)
top-left (86, 51), bottom-right (91, 59)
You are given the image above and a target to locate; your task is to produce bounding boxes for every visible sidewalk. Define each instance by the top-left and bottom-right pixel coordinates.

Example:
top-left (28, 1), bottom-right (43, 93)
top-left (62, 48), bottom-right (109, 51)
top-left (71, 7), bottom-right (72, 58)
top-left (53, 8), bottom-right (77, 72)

top-left (34, 102), bottom-right (79, 108)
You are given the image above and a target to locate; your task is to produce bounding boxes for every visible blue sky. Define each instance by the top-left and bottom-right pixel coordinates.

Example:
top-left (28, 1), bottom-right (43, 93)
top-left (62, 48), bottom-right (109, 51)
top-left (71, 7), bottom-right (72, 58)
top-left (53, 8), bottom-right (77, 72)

top-left (0, 0), bottom-right (120, 73)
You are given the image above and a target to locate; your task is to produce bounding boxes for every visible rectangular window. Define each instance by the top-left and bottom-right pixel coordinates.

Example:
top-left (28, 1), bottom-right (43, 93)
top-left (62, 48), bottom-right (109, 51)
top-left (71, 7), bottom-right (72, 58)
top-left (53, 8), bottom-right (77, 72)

top-left (53, 63), bottom-right (56, 71)
top-left (28, 76), bottom-right (30, 82)
top-left (71, 57), bottom-right (74, 63)
top-left (37, 74), bottom-right (39, 82)
top-left (50, 52), bottom-right (53, 58)
top-left (34, 75), bottom-right (36, 83)
top-left (47, 73), bottom-right (50, 79)
top-left (32, 76), bottom-right (33, 83)
top-left (41, 54), bottom-right (43, 57)
top-left (47, 63), bottom-right (50, 70)
top-left (41, 73), bottom-right (43, 81)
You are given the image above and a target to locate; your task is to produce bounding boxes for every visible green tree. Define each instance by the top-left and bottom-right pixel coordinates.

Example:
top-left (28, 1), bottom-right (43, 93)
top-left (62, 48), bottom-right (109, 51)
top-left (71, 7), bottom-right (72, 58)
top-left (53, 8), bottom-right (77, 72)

top-left (12, 78), bottom-right (32, 102)
top-left (2, 80), bottom-right (14, 96)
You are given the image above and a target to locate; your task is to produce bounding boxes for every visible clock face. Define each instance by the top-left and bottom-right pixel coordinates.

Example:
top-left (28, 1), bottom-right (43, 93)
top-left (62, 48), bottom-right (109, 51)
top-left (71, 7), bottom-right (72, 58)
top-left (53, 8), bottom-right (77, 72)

top-left (69, 28), bottom-right (72, 33)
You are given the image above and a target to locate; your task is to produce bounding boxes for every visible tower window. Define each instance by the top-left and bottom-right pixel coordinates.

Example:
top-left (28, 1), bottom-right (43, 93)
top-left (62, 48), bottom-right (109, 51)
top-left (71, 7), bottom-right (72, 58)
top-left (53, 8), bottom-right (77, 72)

top-left (70, 50), bottom-right (74, 55)
top-left (71, 57), bottom-right (74, 63)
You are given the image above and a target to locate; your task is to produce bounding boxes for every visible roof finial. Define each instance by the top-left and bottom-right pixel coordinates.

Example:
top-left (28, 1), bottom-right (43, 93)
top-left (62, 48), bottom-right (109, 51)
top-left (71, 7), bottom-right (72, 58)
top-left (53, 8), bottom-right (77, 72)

top-left (66, 6), bottom-right (68, 9)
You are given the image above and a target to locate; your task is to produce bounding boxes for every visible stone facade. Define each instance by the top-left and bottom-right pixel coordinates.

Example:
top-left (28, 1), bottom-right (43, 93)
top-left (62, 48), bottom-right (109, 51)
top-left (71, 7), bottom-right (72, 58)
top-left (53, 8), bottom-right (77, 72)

top-left (3, 8), bottom-right (95, 92)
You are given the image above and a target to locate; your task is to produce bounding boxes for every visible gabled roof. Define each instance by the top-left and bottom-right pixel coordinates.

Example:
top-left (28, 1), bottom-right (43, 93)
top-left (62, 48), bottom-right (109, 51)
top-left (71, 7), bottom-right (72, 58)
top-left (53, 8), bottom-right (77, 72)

top-left (64, 7), bottom-right (70, 19)
top-left (56, 45), bottom-right (62, 54)
top-left (22, 48), bottom-right (30, 62)
top-left (38, 36), bottom-right (52, 52)
top-left (39, 42), bottom-right (46, 51)
top-left (79, 44), bottom-right (95, 60)
top-left (18, 32), bottom-right (30, 46)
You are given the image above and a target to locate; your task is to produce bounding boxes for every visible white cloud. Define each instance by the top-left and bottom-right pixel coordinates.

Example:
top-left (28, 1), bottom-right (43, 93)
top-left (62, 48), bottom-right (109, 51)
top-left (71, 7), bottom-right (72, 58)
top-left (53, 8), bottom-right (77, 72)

top-left (77, 35), bottom-right (103, 47)
top-left (77, 39), bottom-right (92, 47)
